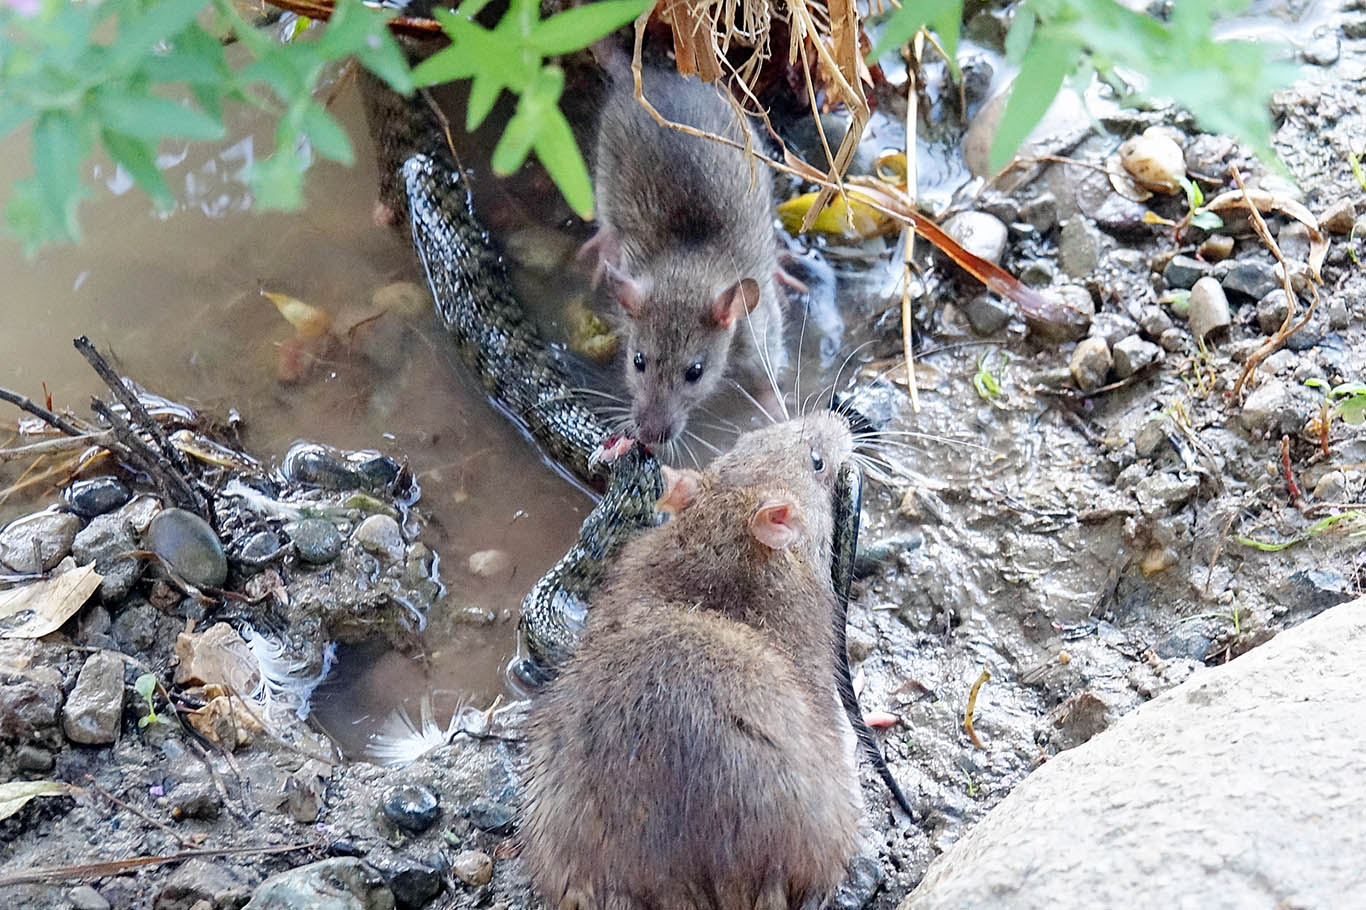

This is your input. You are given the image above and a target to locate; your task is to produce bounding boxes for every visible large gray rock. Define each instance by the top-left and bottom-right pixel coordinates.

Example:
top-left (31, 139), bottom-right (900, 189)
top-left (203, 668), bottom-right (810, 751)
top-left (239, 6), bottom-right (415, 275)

top-left (244, 858), bottom-right (395, 910)
top-left (72, 513), bottom-right (142, 602)
top-left (61, 651), bottom-right (125, 745)
top-left (0, 511), bottom-right (82, 573)
top-left (901, 599), bottom-right (1366, 910)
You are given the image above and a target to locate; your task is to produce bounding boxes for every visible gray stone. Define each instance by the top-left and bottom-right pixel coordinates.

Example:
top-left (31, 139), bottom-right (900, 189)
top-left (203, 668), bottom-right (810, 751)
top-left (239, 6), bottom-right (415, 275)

top-left (1087, 312), bottom-right (1139, 348)
top-left (352, 515), bottom-right (404, 563)
top-left (381, 783), bottom-right (440, 833)
top-left (1058, 218), bottom-right (1100, 278)
top-left (1277, 222), bottom-right (1312, 262)
top-left (1256, 289), bottom-right (1292, 334)
top-left (111, 600), bottom-right (160, 652)
top-left (1187, 277), bottom-right (1231, 341)
top-left (1112, 336), bottom-right (1162, 379)
top-left (1321, 199), bottom-right (1356, 235)
top-left (1328, 299), bottom-right (1350, 331)
top-left (1313, 470), bottom-right (1347, 503)
top-left (1020, 193), bottom-right (1058, 233)
top-left (1282, 316), bottom-right (1325, 352)
top-left (146, 508), bottom-right (227, 588)
top-left (291, 518), bottom-right (343, 565)
top-left (1133, 418), bottom-right (1169, 458)
top-left (1017, 260), bottom-right (1055, 287)
top-left (1239, 379), bottom-right (1291, 434)
top-left (1068, 337), bottom-right (1112, 391)
top-left (1183, 134), bottom-right (1236, 175)
top-left (963, 294), bottom-right (1012, 335)
top-left (62, 651), bottom-right (125, 745)
top-left (1222, 259), bottom-right (1279, 300)
top-left (72, 514), bottom-right (141, 602)
top-left (468, 549), bottom-right (511, 578)
top-left (942, 211), bottom-right (1008, 265)
top-left (0, 670), bottom-right (63, 742)
top-left (452, 850), bottom-right (493, 887)
top-left (1027, 285), bottom-right (1093, 343)
top-left (387, 863), bottom-right (444, 908)
top-left (67, 886), bottom-right (112, 910)
top-left (1157, 327), bottom-right (1188, 353)
top-left (1135, 472), bottom-right (1199, 516)
top-left (901, 600), bottom-right (1366, 910)
top-left (0, 511), bottom-right (82, 573)
top-left (245, 859), bottom-right (394, 910)
top-left (1275, 260), bottom-right (1311, 295)
top-left (1161, 254), bottom-right (1210, 289)
top-left (15, 743), bottom-right (55, 771)
top-left (1302, 30), bottom-right (1340, 65)
top-left (1137, 305), bottom-right (1173, 339)
top-left (168, 778), bottom-right (222, 820)
top-left (466, 798), bottom-right (515, 834)
top-left (156, 859), bottom-right (250, 910)
top-left (61, 477), bottom-right (132, 519)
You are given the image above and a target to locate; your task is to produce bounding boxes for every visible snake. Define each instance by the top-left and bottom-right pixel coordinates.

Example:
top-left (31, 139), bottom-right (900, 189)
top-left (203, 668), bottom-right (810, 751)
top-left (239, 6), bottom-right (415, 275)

top-left (360, 70), bottom-right (912, 817)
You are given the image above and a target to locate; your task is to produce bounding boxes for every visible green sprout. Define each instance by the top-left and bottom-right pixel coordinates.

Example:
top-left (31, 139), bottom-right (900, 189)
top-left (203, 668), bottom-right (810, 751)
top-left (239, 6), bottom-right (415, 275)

top-left (1179, 176), bottom-right (1224, 232)
top-left (134, 672), bottom-right (167, 728)
top-left (972, 349), bottom-right (1010, 401)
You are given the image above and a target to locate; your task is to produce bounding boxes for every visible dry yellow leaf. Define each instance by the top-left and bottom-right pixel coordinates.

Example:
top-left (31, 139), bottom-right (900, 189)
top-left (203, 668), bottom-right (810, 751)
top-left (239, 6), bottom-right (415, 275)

top-left (0, 563), bottom-right (103, 639)
top-left (0, 780), bottom-right (73, 821)
top-left (262, 291), bottom-right (333, 339)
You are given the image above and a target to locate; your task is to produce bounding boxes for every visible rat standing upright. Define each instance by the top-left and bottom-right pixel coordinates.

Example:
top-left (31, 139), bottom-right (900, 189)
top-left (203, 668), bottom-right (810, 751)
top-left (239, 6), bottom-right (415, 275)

top-left (588, 55), bottom-right (788, 448)
top-left (521, 413), bottom-right (862, 910)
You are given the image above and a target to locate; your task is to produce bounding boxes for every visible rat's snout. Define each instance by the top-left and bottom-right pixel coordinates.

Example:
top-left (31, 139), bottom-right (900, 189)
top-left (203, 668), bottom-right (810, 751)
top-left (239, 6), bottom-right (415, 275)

top-left (632, 406), bottom-right (680, 446)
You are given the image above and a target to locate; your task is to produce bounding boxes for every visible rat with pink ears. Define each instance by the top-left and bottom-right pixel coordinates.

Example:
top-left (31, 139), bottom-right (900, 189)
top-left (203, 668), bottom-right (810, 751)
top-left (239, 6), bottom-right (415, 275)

top-left (586, 56), bottom-right (789, 448)
top-left (522, 412), bottom-right (861, 910)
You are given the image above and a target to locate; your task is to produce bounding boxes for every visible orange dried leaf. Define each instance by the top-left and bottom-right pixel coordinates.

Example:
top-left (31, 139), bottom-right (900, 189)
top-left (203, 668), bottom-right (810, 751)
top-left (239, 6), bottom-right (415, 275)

top-left (262, 291), bottom-right (333, 339)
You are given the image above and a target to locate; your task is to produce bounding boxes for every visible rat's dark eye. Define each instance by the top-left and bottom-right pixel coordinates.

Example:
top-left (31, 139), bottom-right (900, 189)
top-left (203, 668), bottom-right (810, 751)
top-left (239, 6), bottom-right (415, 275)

top-left (633, 351), bottom-right (646, 372)
top-left (810, 448), bottom-right (825, 473)
top-left (684, 361), bottom-right (704, 383)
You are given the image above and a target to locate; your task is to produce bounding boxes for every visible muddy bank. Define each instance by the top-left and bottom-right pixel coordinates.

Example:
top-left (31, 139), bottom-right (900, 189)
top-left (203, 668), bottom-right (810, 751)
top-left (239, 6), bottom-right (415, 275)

top-left (3, 6), bottom-right (1366, 910)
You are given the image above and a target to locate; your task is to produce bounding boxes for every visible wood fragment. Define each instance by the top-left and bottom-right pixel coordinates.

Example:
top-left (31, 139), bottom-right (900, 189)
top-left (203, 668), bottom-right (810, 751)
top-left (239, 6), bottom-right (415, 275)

top-left (964, 668), bottom-right (991, 749)
top-left (0, 842), bottom-right (320, 886)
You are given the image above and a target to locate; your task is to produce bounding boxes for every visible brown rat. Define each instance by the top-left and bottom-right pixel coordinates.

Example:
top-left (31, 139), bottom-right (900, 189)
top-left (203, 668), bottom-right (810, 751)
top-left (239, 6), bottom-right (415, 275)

top-left (521, 412), bottom-right (860, 910)
top-left (589, 59), bottom-right (787, 448)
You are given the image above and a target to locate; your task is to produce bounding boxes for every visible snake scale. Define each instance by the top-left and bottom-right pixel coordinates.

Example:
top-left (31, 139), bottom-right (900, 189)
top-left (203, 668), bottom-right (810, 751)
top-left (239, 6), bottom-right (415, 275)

top-left (360, 69), bottom-right (912, 817)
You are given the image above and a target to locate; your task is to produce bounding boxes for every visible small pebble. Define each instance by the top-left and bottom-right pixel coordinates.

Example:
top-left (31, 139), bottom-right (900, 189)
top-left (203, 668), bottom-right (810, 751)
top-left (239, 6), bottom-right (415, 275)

top-left (1027, 285), bottom-right (1093, 342)
top-left (468, 549), bottom-right (511, 578)
top-left (62, 651), bottom-right (125, 745)
top-left (1221, 259), bottom-right (1279, 300)
top-left (1313, 471), bottom-right (1346, 503)
top-left (1239, 379), bottom-right (1291, 433)
top-left (1138, 305), bottom-right (1174, 339)
top-left (67, 886), bottom-right (112, 910)
top-left (353, 515), bottom-right (404, 562)
top-left (1302, 31), bottom-right (1340, 66)
top-left (1320, 199), bottom-right (1356, 235)
top-left (1187, 277), bottom-right (1231, 341)
top-left (1069, 336), bottom-right (1112, 391)
top-left (1256, 290), bottom-right (1291, 335)
top-left (1058, 218), bottom-right (1100, 278)
top-left (381, 784), bottom-right (441, 833)
top-left (1276, 222), bottom-right (1312, 262)
top-left (290, 519), bottom-right (343, 565)
top-left (1161, 255), bottom-right (1210, 290)
top-left (1134, 419), bottom-right (1169, 458)
top-left (146, 509), bottom-right (227, 588)
top-left (1158, 327), bottom-right (1189, 353)
top-left (941, 211), bottom-right (1009, 265)
top-left (236, 531), bottom-right (283, 565)
top-left (466, 798), bottom-right (515, 834)
top-left (452, 850), bottom-right (494, 887)
top-left (963, 294), bottom-right (1012, 335)
top-left (62, 477), bottom-right (132, 518)
top-left (0, 511), bottom-right (82, 573)
top-left (1328, 299), bottom-right (1350, 331)
top-left (1197, 234), bottom-right (1235, 262)
top-left (1112, 336), bottom-right (1162, 378)
top-left (1021, 193), bottom-right (1058, 233)
top-left (1089, 312), bottom-right (1140, 348)
top-left (1118, 128), bottom-right (1186, 193)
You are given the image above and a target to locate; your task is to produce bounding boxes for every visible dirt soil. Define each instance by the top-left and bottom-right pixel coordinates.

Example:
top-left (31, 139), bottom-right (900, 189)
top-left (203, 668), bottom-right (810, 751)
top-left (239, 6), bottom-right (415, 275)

top-left (3, 7), bottom-right (1366, 910)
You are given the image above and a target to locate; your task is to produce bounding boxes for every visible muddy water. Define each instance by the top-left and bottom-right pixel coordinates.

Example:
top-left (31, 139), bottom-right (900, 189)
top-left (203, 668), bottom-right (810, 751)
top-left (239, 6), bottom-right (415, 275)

top-left (0, 84), bottom-right (590, 756)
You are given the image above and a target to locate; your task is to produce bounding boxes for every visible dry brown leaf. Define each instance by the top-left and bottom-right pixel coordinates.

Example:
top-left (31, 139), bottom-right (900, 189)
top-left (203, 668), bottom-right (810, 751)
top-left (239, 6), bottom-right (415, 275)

top-left (173, 622), bottom-right (260, 692)
top-left (0, 563), bottom-right (103, 639)
top-left (0, 780), bottom-right (74, 821)
top-left (1200, 189), bottom-right (1328, 281)
top-left (1106, 153), bottom-right (1153, 202)
top-left (185, 694), bottom-right (262, 750)
top-left (778, 191), bottom-right (891, 239)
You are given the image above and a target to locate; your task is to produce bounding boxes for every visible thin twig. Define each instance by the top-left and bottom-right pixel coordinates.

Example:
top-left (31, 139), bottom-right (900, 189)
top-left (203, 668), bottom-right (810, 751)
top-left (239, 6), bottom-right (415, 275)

top-left (83, 777), bottom-right (187, 848)
top-left (0, 385), bottom-right (88, 437)
top-left (0, 842), bottom-right (321, 886)
top-left (0, 432), bottom-right (114, 462)
top-left (898, 31), bottom-right (924, 413)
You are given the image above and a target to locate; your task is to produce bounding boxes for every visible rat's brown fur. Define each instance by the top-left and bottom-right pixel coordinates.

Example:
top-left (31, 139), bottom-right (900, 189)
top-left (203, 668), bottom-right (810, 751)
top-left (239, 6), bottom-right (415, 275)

top-left (522, 414), bottom-right (859, 910)
top-left (593, 62), bottom-right (786, 446)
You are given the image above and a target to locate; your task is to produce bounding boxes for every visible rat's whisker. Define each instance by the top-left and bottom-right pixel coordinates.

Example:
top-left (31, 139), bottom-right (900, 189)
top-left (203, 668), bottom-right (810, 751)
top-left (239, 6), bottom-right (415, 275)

top-left (728, 378), bottom-right (777, 425)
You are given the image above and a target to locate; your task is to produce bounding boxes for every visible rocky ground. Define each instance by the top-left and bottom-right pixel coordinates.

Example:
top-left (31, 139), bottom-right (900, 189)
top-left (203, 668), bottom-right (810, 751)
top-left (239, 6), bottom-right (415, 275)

top-left (3, 3), bottom-right (1366, 909)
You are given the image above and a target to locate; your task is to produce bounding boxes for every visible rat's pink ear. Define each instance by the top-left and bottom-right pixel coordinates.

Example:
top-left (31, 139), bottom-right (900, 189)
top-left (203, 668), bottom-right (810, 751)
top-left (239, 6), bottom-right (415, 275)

top-left (750, 497), bottom-right (805, 549)
top-left (657, 466), bottom-right (702, 514)
top-left (709, 278), bottom-right (761, 328)
top-left (615, 275), bottom-right (650, 319)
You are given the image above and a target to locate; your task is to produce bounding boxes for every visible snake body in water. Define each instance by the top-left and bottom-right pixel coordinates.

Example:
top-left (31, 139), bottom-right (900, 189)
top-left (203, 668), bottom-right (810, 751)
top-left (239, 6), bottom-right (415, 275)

top-left (359, 71), bottom-right (912, 817)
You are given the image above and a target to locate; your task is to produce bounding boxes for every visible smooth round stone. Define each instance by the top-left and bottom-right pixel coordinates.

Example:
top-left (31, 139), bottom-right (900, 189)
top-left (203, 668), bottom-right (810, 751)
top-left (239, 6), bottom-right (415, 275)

top-left (382, 784), bottom-right (440, 833)
top-left (146, 509), bottom-right (227, 588)
top-left (452, 850), bottom-right (493, 887)
top-left (62, 477), bottom-right (132, 518)
top-left (355, 455), bottom-right (400, 490)
top-left (237, 531), bottom-right (283, 564)
top-left (281, 443), bottom-right (366, 491)
top-left (290, 519), bottom-right (342, 565)
top-left (352, 515), bottom-right (403, 562)
top-left (941, 211), bottom-right (1008, 265)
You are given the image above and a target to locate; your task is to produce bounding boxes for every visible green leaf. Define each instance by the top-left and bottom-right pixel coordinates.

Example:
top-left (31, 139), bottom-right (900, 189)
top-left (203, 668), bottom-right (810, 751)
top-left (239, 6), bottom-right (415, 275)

top-left (466, 74), bottom-right (504, 132)
top-left (32, 111), bottom-right (91, 243)
top-left (529, 0), bottom-right (652, 56)
top-left (492, 97), bottom-right (544, 175)
top-left (1189, 211), bottom-right (1223, 231)
top-left (1004, 7), bottom-right (1036, 63)
top-left (298, 102), bottom-right (354, 165)
top-left (111, 0), bottom-right (211, 70)
top-left (930, 5), bottom-right (962, 77)
top-left (988, 34), bottom-right (1078, 173)
top-left (533, 106), bottom-right (593, 219)
top-left (102, 128), bottom-right (174, 209)
top-left (141, 23), bottom-right (230, 86)
top-left (134, 673), bottom-right (158, 701)
top-left (867, 0), bottom-right (962, 62)
top-left (93, 89), bottom-right (225, 142)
